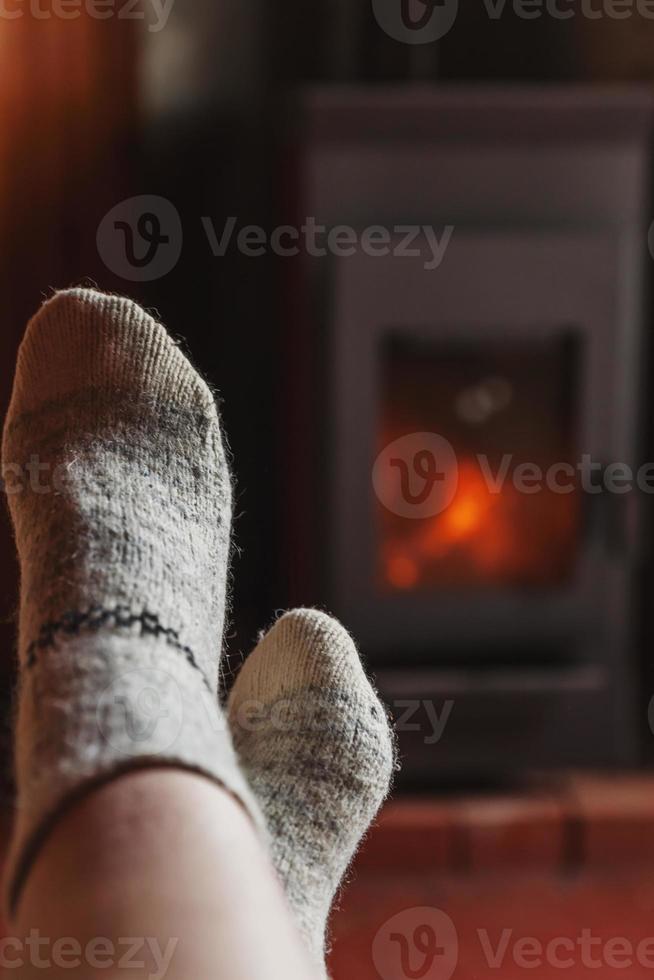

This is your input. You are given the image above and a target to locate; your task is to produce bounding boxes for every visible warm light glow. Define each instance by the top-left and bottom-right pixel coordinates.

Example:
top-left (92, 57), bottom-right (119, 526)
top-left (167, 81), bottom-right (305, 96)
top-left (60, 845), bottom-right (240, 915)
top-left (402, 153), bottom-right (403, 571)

top-left (380, 452), bottom-right (578, 591)
top-left (441, 467), bottom-right (490, 540)
top-left (386, 555), bottom-right (420, 590)
top-left (443, 497), bottom-right (481, 536)
top-left (379, 341), bottom-right (579, 591)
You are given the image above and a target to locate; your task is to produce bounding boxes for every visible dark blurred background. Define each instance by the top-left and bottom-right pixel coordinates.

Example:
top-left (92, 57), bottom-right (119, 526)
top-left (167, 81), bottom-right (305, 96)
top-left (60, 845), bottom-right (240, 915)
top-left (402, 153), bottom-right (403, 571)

top-left (3, 8), bottom-right (654, 972)
top-left (1, 4), bottom-right (653, 748)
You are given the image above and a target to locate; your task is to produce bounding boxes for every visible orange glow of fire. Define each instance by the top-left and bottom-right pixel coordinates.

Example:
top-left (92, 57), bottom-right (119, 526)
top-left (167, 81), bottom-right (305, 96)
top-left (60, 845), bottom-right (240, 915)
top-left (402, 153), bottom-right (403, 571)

top-left (386, 555), bottom-right (420, 590)
top-left (382, 456), bottom-right (577, 589)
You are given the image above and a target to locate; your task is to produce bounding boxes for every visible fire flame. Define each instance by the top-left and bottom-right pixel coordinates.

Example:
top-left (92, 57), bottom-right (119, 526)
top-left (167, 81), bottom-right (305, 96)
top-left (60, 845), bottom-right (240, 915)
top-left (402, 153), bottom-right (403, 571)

top-left (382, 458), bottom-right (577, 590)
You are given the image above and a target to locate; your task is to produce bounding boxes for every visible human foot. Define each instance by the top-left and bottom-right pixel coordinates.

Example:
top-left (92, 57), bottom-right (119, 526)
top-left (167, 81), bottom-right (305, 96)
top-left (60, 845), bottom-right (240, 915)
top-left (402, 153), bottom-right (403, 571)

top-left (228, 608), bottom-right (396, 976)
top-left (2, 288), bottom-right (261, 914)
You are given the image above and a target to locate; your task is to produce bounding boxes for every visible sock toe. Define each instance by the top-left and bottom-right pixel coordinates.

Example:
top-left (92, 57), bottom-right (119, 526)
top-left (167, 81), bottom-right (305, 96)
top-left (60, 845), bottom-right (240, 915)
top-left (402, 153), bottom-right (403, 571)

top-left (10, 288), bottom-right (214, 415)
top-left (233, 608), bottom-right (374, 706)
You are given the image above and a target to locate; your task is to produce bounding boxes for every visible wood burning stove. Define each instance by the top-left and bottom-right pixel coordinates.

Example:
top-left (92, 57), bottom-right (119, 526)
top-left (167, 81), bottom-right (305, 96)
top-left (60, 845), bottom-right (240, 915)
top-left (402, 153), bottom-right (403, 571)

top-left (287, 87), bottom-right (654, 780)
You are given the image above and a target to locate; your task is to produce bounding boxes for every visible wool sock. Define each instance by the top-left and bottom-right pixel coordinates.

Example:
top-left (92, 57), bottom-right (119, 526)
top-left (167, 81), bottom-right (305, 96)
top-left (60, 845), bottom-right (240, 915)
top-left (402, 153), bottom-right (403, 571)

top-left (228, 608), bottom-right (396, 976)
top-left (2, 288), bottom-right (262, 915)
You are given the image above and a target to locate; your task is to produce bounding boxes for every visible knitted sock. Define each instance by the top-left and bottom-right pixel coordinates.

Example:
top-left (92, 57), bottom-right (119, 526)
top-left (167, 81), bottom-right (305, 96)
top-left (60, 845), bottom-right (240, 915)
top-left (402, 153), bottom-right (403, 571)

top-left (2, 288), bottom-right (262, 915)
top-left (228, 608), bottom-right (396, 977)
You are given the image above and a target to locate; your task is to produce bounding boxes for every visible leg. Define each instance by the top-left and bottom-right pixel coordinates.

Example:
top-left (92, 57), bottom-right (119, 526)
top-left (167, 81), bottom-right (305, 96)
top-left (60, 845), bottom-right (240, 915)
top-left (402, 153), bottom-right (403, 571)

top-left (2, 289), bottom-right (317, 978)
top-left (229, 608), bottom-right (396, 976)
top-left (12, 771), bottom-right (312, 979)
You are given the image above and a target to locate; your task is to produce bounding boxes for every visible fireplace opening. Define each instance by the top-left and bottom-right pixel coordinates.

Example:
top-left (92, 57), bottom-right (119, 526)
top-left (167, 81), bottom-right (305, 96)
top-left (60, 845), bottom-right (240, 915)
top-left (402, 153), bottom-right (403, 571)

top-left (378, 332), bottom-right (582, 593)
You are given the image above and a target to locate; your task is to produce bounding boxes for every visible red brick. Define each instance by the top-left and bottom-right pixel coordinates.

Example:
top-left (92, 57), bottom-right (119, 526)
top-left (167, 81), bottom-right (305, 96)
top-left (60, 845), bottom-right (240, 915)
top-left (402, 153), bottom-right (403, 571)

top-left (354, 798), bottom-right (455, 872)
top-left (455, 792), bottom-right (566, 871)
top-left (567, 772), bottom-right (654, 866)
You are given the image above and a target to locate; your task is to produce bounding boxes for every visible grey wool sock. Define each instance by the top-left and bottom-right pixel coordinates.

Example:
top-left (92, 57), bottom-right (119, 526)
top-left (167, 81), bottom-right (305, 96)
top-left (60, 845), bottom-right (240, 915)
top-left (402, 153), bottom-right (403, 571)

top-left (2, 287), bottom-right (262, 915)
top-left (228, 608), bottom-right (396, 977)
